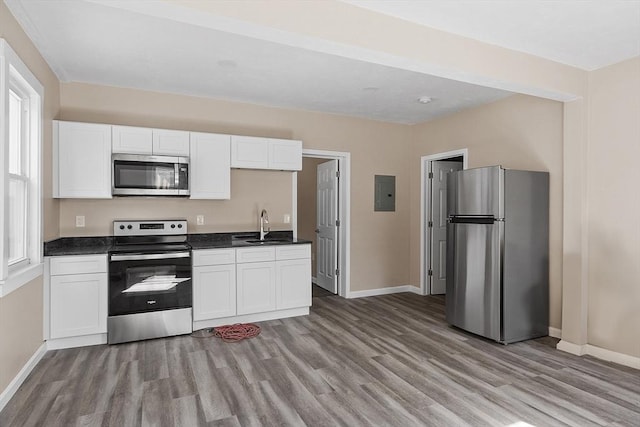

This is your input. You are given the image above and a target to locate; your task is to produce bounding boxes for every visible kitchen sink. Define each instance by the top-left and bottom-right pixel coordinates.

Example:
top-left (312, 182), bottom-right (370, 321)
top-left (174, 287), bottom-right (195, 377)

top-left (244, 239), bottom-right (290, 244)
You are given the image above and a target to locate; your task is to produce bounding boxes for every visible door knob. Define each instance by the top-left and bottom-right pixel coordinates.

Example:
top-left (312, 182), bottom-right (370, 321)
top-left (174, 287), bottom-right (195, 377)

top-left (315, 229), bottom-right (319, 233)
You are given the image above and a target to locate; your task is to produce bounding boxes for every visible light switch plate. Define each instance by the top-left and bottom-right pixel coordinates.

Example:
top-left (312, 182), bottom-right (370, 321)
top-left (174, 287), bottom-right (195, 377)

top-left (196, 215), bottom-right (204, 225)
top-left (75, 215), bottom-right (85, 227)
top-left (284, 214), bottom-right (291, 224)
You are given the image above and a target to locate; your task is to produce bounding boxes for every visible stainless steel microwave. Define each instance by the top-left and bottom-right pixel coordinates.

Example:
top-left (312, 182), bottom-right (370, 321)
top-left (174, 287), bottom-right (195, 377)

top-left (112, 154), bottom-right (189, 196)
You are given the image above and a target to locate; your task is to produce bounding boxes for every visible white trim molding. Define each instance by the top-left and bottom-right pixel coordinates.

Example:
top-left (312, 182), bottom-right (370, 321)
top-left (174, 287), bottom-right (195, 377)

top-left (299, 149), bottom-right (351, 298)
top-left (0, 342), bottom-right (46, 412)
top-left (420, 149), bottom-right (468, 295)
top-left (0, 263), bottom-right (42, 297)
top-left (557, 340), bottom-right (640, 370)
top-left (347, 285), bottom-right (421, 299)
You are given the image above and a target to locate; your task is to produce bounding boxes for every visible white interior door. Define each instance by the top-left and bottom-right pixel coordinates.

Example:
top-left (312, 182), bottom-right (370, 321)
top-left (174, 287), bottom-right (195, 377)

top-left (430, 160), bottom-right (463, 294)
top-left (316, 160), bottom-right (339, 294)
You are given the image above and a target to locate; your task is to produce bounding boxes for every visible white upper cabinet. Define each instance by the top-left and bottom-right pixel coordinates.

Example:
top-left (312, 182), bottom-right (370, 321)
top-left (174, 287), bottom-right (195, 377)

top-left (54, 121), bottom-right (112, 199)
top-left (112, 126), bottom-right (189, 156)
top-left (269, 138), bottom-right (302, 171)
top-left (231, 135), bottom-right (269, 169)
top-left (112, 125), bottom-right (153, 154)
top-left (231, 135), bottom-right (302, 171)
top-left (190, 132), bottom-right (231, 199)
top-left (152, 129), bottom-right (190, 156)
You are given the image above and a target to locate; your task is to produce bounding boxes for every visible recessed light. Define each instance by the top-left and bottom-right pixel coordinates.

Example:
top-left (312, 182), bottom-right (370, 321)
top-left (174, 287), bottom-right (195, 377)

top-left (418, 96), bottom-right (433, 104)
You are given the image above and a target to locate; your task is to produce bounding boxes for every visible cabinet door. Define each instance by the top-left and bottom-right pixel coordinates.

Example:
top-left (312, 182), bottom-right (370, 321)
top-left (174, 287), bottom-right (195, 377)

top-left (276, 259), bottom-right (311, 310)
top-left (189, 132), bottom-right (231, 199)
top-left (268, 139), bottom-right (302, 171)
top-left (50, 273), bottom-right (107, 339)
top-left (230, 135), bottom-right (269, 169)
top-left (152, 129), bottom-right (190, 156)
top-left (236, 262), bottom-right (276, 315)
top-left (192, 248), bottom-right (235, 267)
top-left (55, 121), bottom-right (112, 198)
top-left (112, 125), bottom-right (152, 154)
top-left (193, 264), bottom-right (236, 321)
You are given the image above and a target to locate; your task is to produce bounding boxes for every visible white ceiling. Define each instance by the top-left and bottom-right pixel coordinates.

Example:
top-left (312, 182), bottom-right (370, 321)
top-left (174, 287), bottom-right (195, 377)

top-left (5, 0), bottom-right (639, 124)
top-left (346, 0), bottom-right (640, 71)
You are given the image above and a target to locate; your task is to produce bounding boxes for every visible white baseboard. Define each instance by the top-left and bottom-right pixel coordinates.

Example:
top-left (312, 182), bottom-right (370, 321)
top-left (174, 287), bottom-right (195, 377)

top-left (311, 276), bottom-right (317, 285)
top-left (548, 327), bottom-right (562, 338)
top-left (46, 333), bottom-right (107, 350)
top-left (347, 285), bottom-right (421, 299)
top-left (557, 339), bottom-right (586, 355)
top-left (0, 342), bottom-right (47, 412)
top-left (557, 340), bottom-right (640, 369)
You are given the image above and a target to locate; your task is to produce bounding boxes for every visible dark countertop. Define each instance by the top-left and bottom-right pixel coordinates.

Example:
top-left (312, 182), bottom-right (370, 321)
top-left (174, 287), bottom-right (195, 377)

top-left (44, 231), bottom-right (310, 257)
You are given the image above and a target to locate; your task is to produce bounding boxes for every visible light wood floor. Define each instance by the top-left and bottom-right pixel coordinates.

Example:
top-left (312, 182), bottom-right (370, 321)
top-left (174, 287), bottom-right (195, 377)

top-left (1, 293), bottom-right (639, 426)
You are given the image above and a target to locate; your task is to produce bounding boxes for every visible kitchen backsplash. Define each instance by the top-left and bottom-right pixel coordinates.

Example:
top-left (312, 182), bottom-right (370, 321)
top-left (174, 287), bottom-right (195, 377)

top-left (58, 169), bottom-right (293, 237)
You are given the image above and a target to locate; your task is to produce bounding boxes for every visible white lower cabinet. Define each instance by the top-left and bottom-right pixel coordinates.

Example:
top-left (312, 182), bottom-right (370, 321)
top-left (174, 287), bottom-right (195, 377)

top-left (49, 255), bottom-right (108, 340)
top-left (192, 244), bottom-right (310, 322)
top-left (236, 262), bottom-right (276, 315)
top-left (193, 264), bottom-right (236, 320)
top-left (276, 259), bottom-right (311, 310)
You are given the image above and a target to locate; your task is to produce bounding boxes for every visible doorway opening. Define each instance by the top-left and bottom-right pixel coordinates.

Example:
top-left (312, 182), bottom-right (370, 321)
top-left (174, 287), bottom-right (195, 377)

top-left (293, 149), bottom-right (351, 297)
top-left (420, 149), bottom-right (468, 295)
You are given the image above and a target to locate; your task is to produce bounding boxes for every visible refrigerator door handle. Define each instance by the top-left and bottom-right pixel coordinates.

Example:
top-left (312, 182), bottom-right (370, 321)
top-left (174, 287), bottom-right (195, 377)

top-left (448, 216), bottom-right (495, 224)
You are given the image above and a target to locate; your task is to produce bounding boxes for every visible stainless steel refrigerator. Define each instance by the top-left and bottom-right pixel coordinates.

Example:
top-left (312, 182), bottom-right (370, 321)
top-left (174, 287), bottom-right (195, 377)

top-left (445, 165), bottom-right (549, 344)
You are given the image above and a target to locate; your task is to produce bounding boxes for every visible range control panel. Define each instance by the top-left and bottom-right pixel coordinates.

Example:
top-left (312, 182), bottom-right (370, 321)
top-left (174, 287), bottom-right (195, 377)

top-left (113, 220), bottom-right (188, 236)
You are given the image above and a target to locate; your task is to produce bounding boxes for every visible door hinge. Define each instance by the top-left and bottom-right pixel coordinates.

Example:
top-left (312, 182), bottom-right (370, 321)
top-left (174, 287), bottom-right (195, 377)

top-left (336, 219), bottom-right (341, 226)
top-left (428, 221), bottom-right (433, 228)
top-left (428, 269), bottom-right (433, 276)
top-left (428, 172), bottom-right (434, 179)
top-left (336, 170), bottom-right (340, 178)
top-left (335, 269), bottom-right (340, 276)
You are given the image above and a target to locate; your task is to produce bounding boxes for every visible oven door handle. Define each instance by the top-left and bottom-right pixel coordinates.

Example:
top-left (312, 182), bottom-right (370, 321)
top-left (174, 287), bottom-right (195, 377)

top-left (110, 252), bottom-right (191, 262)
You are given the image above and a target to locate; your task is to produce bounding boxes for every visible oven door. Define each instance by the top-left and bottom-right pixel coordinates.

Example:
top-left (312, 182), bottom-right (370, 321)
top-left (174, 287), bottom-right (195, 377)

top-left (108, 251), bottom-right (192, 316)
top-left (112, 154), bottom-right (189, 196)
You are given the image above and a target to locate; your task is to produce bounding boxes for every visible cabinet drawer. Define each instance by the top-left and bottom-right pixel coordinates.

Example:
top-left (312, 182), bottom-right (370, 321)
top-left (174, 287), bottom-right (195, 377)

top-left (193, 248), bottom-right (236, 266)
top-left (50, 255), bottom-right (108, 276)
top-left (276, 244), bottom-right (311, 260)
top-left (236, 247), bottom-right (276, 263)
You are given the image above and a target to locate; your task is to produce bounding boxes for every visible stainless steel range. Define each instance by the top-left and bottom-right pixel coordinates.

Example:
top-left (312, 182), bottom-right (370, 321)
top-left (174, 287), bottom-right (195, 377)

top-left (108, 219), bottom-right (192, 344)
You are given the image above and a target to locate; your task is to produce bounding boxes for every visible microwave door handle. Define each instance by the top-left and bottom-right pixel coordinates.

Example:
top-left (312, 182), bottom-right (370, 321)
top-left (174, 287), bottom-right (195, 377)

top-left (175, 163), bottom-right (180, 188)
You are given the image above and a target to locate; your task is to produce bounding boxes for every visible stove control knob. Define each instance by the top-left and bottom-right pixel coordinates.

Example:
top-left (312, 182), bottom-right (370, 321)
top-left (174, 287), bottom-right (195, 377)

top-left (171, 224), bottom-right (176, 229)
top-left (177, 224), bottom-right (183, 229)
top-left (127, 225), bottom-right (133, 230)
top-left (119, 225), bottom-right (125, 230)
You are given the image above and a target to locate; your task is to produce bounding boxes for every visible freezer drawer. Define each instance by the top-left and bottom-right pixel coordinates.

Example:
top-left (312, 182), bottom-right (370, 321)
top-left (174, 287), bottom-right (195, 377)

top-left (446, 220), bottom-right (503, 341)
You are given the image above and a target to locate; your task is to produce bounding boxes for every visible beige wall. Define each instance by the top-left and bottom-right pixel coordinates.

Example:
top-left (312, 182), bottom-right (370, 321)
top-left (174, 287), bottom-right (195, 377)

top-left (0, 1), bottom-right (59, 392)
top-left (0, 278), bottom-right (43, 391)
top-left (297, 157), bottom-right (329, 276)
top-left (586, 57), bottom-right (640, 358)
top-left (59, 82), bottom-right (413, 292)
top-left (410, 94), bottom-right (564, 329)
top-left (59, 169), bottom-right (293, 236)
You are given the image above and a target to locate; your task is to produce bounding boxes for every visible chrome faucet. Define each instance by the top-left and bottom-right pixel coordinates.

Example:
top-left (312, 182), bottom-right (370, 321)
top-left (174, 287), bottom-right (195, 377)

top-left (260, 209), bottom-right (270, 240)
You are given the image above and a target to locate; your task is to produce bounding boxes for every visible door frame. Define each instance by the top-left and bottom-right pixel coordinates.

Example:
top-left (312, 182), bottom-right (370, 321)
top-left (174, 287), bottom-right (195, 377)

top-left (420, 149), bottom-right (468, 295)
top-left (292, 149), bottom-right (351, 297)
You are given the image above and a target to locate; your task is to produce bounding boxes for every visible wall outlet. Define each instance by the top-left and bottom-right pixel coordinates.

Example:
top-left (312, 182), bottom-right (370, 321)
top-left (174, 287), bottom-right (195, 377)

top-left (284, 214), bottom-right (291, 224)
top-left (196, 215), bottom-right (204, 225)
top-left (75, 215), bottom-right (85, 228)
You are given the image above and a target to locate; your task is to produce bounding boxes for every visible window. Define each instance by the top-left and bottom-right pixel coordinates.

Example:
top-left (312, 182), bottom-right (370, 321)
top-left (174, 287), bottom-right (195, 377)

top-left (1, 39), bottom-right (43, 296)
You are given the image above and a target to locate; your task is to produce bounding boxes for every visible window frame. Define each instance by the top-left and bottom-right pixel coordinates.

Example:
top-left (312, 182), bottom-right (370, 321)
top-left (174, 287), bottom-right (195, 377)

top-left (0, 39), bottom-right (44, 297)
